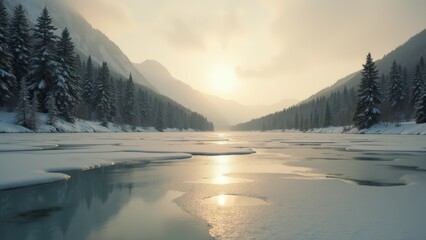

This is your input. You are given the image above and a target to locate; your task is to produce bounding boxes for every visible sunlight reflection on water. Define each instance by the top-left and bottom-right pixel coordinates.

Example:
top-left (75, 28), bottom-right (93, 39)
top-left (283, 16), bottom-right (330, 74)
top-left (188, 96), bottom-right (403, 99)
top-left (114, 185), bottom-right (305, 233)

top-left (203, 194), bottom-right (267, 207)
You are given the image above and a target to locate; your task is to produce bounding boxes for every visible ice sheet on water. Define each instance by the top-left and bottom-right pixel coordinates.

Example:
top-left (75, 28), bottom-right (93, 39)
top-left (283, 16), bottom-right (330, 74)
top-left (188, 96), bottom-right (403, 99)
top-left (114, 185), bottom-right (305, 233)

top-left (0, 133), bottom-right (255, 190)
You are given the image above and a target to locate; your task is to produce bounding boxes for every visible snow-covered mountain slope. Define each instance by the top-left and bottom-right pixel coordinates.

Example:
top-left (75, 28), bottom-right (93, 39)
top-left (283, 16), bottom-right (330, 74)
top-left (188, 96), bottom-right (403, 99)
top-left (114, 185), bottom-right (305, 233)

top-left (134, 60), bottom-right (298, 129)
top-left (134, 60), bottom-right (230, 129)
top-left (304, 29), bottom-right (426, 103)
top-left (4, 0), bottom-right (154, 89)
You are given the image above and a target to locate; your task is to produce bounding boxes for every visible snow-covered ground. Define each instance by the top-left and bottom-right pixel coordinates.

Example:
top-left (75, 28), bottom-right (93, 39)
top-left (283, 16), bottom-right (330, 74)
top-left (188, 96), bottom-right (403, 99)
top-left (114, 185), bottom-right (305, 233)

top-left (279, 121), bottom-right (426, 135)
top-left (0, 109), bottom-right (194, 133)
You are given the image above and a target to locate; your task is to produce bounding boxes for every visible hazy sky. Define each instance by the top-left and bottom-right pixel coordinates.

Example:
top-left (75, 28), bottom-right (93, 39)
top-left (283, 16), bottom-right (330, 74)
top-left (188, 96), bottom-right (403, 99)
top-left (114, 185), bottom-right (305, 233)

top-left (66, 0), bottom-right (426, 105)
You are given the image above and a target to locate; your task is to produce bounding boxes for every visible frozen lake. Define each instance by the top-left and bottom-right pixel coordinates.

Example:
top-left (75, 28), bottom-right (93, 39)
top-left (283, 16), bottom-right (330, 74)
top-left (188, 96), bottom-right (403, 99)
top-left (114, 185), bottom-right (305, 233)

top-left (1, 132), bottom-right (426, 239)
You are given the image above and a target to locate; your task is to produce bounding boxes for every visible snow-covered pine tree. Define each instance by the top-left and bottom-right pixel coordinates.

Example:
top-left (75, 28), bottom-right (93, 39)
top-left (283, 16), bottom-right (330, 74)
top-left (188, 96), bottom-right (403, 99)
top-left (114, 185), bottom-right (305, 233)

top-left (94, 62), bottom-right (112, 126)
top-left (0, 0), bottom-right (16, 105)
top-left (137, 89), bottom-right (150, 127)
top-left (122, 73), bottom-right (135, 125)
top-left (353, 53), bottom-right (382, 129)
top-left (108, 78), bottom-right (118, 123)
top-left (30, 93), bottom-right (40, 131)
top-left (82, 55), bottom-right (94, 118)
top-left (323, 101), bottom-right (331, 127)
top-left (411, 63), bottom-right (424, 110)
top-left (55, 28), bottom-right (81, 122)
top-left (388, 61), bottom-right (405, 121)
top-left (46, 93), bottom-right (57, 126)
top-left (9, 4), bottom-right (31, 91)
top-left (28, 7), bottom-right (59, 111)
top-left (136, 89), bottom-right (145, 126)
top-left (15, 78), bottom-right (32, 128)
top-left (415, 86), bottom-right (426, 123)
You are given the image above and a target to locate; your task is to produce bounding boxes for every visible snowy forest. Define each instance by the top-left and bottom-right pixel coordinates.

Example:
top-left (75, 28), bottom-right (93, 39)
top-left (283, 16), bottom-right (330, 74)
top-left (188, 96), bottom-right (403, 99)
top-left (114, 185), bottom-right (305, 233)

top-left (233, 53), bottom-right (426, 131)
top-left (0, 3), bottom-right (214, 132)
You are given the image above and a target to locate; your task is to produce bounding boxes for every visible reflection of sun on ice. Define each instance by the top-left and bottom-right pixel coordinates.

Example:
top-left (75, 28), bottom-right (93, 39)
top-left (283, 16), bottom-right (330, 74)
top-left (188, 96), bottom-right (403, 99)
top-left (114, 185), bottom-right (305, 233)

top-left (217, 194), bottom-right (227, 206)
top-left (207, 64), bottom-right (237, 95)
top-left (212, 155), bottom-right (231, 185)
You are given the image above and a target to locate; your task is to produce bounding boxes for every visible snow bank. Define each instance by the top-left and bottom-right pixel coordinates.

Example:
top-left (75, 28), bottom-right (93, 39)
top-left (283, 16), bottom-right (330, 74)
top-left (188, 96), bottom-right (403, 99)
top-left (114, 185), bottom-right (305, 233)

top-left (0, 109), bottom-right (198, 133)
top-left (279, 121), bottom-right (426, 135)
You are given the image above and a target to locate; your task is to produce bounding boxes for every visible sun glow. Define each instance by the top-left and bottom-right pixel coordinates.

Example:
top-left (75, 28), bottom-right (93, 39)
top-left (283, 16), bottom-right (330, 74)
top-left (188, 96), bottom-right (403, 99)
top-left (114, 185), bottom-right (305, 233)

top-left (207, 64), bottom-right (237, 95)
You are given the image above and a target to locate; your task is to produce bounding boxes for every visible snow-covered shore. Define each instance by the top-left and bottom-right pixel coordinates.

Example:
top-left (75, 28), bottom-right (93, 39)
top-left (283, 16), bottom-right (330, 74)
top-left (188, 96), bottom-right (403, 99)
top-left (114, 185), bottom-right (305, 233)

top-left (274, 121), bottom-right (426, 135)
top-left (0, 110), bottom-right (195, 133)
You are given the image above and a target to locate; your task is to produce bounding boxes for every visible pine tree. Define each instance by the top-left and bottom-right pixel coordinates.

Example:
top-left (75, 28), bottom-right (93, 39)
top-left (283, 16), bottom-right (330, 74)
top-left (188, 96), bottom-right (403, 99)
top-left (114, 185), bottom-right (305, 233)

top-left (155, 102), bottom-right (164, 131)
top-left (15, 78), bottom-right (32, 128)
top-left (388, 61), bottom-right (405, 110)
top-left (46, 93), bottom-right (58, 126)
top-left (323, 101), bottom-right (332, 127)
top-left (411, 64), bottom-right (424, 109)
top-left (122, 73), bottom-right (135, 125)
top-left (94, 62), bottom-right (112, 125)
top-left (415, 87), bottom-right (426, 123)
top-left (9, 4), bottom-right (30, 90)
top-left (137, 89), bottom-right (149, 127)
top-left (353, 53), bottom-right (382, 129)
top-left (28, 7), bottom-right (59, 110)
top-left (82, 56), bottom-right (94, 117)
top-left (294, 112), bottom-right (299, 129)
top-left (30, 93), bottom-right (40, 131)
top-left (109, 78), bottom-right (118, 122)
top-left (55, 28), bottom-right (81, 122)
top-left (0, 0), bottom-right (16, 105)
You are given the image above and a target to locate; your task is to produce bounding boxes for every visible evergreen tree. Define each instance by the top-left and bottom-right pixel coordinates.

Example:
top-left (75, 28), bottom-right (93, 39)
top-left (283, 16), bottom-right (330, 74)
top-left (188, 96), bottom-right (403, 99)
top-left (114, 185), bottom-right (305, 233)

top-left (30, 93), bottom-right (40, 131)
top-left (28, 7), bottom-right (59, 110)
top-left (122, 73), bottom-right (135, 125)
top-left (55, 28), bottom-right (81, 122)
top-left (155, 102), bottom-right (164, 131)
top-left (415, 87), bottom-right (426, 123)
top-left (353, 53), bottom-right (382, 129)
top-left (411, 64), bottom-right (424, 109)
top-left (415, 58), bottom-right (426, 124)
top-left (46, 93), bottom-right (57, 126)
top-left (323, 101), bottom-right (332, 127)
top-left (108, 77), bottom-right (118, 123)
top-left (9, 4), bottom-right (31, 90)
top-left (388, 61), bottom-right (405, 110)
top-left (294, 112), bottom-right (299, 129)
top-left (15, 78), bottom-right (32, 128)
top-left (82, 56), bottom-right (94, 118)
top-left (136, 89), bottom-right (149, 126)
top-left (94, 62), bottom-right (112, 125)
top-left (0, 0), bottom-right (16, 104)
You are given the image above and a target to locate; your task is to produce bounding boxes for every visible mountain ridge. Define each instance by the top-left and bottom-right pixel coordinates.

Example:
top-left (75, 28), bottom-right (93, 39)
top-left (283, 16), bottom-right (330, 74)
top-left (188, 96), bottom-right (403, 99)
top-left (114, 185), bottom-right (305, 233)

top-left (233, 28), bottom-right (426, 130)
top-left (4, 0), bottom-right (155, 90)
top-left (134, 60), bottom-right (299, 129)
top-left (303, 29), bottom-right (426, 104)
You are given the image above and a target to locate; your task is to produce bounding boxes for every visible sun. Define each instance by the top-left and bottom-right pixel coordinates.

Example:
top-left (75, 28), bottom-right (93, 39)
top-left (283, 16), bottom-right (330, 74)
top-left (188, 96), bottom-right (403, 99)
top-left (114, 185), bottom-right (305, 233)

top-left (207, 64), bottom-right (237, 95)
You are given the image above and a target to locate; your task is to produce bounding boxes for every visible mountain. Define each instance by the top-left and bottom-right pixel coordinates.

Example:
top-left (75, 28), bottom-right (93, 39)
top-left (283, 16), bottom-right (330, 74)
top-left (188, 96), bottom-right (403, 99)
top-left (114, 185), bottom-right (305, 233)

top-left (4, 0), bottom-right (153, 89)
top-left (133, 60), bottom-right (230, 129)
top-left (6, 0), bottom-right (297, 129)
top-left (203, 94), bottom-right (299, 124)
top-left (304, 29), bottom-right (426, 103)
top-left (4, 0), bottom-right (216, 131)
top-left (134, 60), bottom-right (298, 129)
top-left (233, 28), bottom-right (426, 130)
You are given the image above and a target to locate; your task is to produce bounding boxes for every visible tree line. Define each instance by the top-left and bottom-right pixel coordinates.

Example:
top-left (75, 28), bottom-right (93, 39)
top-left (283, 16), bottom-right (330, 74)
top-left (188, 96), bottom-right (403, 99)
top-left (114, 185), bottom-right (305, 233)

top-left (233, 53), bottom-right (426, 131)
top-left (0, 2), bottom-right (214, 131)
